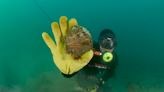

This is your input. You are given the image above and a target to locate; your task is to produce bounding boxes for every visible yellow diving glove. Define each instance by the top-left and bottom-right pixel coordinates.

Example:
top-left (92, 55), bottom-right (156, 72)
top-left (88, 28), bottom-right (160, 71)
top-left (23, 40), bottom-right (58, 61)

top-left (42, 16), bottom-right (94, 75)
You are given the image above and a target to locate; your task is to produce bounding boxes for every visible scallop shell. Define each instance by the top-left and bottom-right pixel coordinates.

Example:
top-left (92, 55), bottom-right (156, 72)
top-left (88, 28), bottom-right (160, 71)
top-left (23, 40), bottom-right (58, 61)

top-left (65, 25), bottom-right (93, 58)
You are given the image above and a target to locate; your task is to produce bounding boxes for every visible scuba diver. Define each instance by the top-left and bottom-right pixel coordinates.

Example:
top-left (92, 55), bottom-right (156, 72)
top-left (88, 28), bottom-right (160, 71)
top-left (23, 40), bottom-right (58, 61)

top-left (75, 29), bottom-right (118, 92)
top-left (42, 16), bottom-right (118, 92)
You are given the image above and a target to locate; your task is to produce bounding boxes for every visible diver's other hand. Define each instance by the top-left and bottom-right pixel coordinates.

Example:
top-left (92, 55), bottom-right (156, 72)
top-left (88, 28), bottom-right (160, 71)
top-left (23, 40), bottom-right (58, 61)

top-left (42, 16), bottom-right (93, 75)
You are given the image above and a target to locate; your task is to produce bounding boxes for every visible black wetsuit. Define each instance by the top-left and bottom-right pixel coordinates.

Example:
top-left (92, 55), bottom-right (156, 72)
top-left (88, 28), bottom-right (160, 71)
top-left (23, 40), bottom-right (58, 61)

top-left (75, 42), bottom-right (118, 92)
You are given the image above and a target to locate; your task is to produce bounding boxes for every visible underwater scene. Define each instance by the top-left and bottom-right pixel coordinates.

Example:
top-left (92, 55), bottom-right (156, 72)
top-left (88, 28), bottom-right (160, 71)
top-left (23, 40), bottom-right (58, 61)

top-left (0, 0), bottom-right (164, 92)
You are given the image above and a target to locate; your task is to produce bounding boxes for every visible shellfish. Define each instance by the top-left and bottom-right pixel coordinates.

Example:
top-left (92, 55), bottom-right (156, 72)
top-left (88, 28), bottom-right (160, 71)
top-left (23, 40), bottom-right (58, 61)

top-left (65, 25), bottom-right (93, 58)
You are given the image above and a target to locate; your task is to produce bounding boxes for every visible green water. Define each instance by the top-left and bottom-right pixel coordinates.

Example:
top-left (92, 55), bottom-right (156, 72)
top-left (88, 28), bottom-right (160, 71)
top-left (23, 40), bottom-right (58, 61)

top-left (0, 0), bottom-right (164, 92)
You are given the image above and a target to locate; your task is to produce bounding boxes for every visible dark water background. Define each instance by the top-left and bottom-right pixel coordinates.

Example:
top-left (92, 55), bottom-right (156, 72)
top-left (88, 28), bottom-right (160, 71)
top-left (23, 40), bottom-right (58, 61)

top-left (0, 0), bottom-right (164, 92)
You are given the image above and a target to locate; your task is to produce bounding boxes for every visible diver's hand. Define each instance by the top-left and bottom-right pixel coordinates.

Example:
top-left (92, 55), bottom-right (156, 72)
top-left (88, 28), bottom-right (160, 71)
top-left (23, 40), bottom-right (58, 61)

top-left (42, 16), bottom-right (93, 75)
